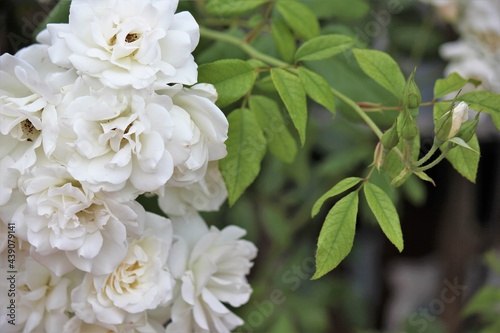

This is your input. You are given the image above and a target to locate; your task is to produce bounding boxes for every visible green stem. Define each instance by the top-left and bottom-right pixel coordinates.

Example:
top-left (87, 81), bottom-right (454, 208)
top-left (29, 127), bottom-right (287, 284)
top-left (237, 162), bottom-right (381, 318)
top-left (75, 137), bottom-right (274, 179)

top-left (330, 88), bottom-right (384, 139)
top-left (201, 27), bottom-right (385, 138)
top-left (199, 26), bottom-right (416, 167)
top-left (200, 27), bottom-right (288, 68)
top-left (416, 146), bottom-right (452, 171)
top-left (415, 140), bottom-right (440, 166)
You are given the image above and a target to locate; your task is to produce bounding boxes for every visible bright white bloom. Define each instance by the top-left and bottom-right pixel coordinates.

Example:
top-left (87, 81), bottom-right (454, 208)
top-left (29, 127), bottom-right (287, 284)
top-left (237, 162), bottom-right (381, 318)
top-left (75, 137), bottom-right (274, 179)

top-left (0, 48), bottom-right (61, 205)
top-left (71, 213), bottom-right (174, 325)
top-left (46, 0), bottom-right (199, 89)
top-left (158, 83), bottom-right (228, 187)
top-left (56, 83), bottom-right (191, 196)
top-left (63, 316), bottom-right (165, 333)
top-left (158, 162), bottom-right (227, 216)
top-left (0, 256), bottom-right (71, 333)
top-left (13, 164), bottom-right (145, 276)
top-left (166, 214), bottom-right (257, 333)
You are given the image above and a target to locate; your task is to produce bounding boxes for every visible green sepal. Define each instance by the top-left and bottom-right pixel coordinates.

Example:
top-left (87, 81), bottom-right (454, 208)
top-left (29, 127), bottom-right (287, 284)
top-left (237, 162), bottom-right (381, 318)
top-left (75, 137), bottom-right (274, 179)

top-left (381, 119), bottom-right (399, 150)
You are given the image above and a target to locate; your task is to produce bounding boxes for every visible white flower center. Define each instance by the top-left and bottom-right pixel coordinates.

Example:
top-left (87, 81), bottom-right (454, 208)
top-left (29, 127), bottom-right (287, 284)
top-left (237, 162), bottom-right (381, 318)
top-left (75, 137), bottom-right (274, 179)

top-left (125, 32), bottom-right (141, 43)
top-left (104, 245), bottom-right (148, 296)
top-left (21, 119), bottom-right (39, 142)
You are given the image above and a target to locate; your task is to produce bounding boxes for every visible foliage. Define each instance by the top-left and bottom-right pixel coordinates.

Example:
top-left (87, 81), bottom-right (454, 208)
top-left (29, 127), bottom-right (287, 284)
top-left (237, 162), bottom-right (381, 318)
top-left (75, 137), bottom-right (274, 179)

top-left (463, 251), bottom-right (500, 333)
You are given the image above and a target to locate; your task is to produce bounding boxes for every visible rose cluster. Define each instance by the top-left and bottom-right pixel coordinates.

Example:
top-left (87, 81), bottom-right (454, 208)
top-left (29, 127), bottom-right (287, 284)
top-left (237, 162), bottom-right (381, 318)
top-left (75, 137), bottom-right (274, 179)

top-left (0, 1), bottom-right (257, 332)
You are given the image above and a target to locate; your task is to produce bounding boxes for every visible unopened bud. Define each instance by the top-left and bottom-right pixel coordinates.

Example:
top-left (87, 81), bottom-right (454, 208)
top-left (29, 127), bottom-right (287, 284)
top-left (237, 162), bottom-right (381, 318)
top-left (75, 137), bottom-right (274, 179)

top-left (391, 167), bottom-right (411, 187)
top-left (398, 111), bottom-right (418, 140)
top-left (435, 102), bottom-right (469, 143)
top-left (404, 69), bottom-right (422, 109)
top-left (456, 112), bottom-right (479, 143)
top-left (381, 119), bottom-right (399, 150)
top-left (373, 141), bottom-right (384, 171)
top-left (449, 101), bottom-right (469, 138)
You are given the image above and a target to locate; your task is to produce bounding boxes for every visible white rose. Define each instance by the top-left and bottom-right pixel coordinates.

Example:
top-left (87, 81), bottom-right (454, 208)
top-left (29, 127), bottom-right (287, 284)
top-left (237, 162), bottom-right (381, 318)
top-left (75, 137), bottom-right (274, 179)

top-left (0, 48), bottom-right (62, 205)
top-left (13, 164), bottom-right (145, 276)
top-left (63, 315), bottom-right (165, 333)
top-left (166, 213), bottom-right (257, 333)
top-left (158, 161), bottom-right (227, 216)
top-left (71, 213), bottom-right (175, 325)
top-left (46, 0), bottom-right (199, 89)
top-left (0, 257), bottom-right (71, 333)
top-left (58, 85), bottom-right (192, 195)
top-left (448, 101), bottom-right (469, 138)
top-left (158, 83), bottom-right (228, 187)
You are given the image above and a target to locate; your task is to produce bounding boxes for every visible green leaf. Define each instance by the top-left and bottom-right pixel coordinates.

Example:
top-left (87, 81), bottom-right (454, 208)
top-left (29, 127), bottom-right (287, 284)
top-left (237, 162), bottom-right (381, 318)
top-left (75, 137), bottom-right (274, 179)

top-left (447, 137), bottom-right (480, 154)
top-left (490, 111), bottom-right (500, 132)
top-left (353, 49), bottom-right (406, 99)
top-left (295, 35), bottom-right (354, 62)
top-left (34, 0), bottom-right (71, 37)
top-left (255, 75), bottom-right (277, 92)
top-left (297, 67), bottom-right (336, 115)
top-left (275, 0), bottom-right (320, 40)
top-left (249, 95), bottom-right (297, 163)
top-left (434, 72), bottom-right (468, 99)
top-left (270, 68), bottom-right (308, 145)
top-left (205, 0), bottom-right (268, 16)
top-left (312, 177), bottom-right (362, 217)
top-left (463, 286), bottom-right (500, 316)
top-left (308, 0), bottom-right (370, 20)
top-left (433, 101), bottom-right (450, 123)
top-left (457, 91), bottom-right (500, 126)
top-left (220, 109), bottom-right (267, 205)
top-left (312, 191), bottom-right (359, 279)
top-left (363, 182), bottom-right (404, 252)
top-left (413, 171), bottom-right (436, 187)
top-left (271, 17), bottom-right (296, 63)
top-left (445, 134), bottom-right (480, 183)
top-left (246, 59), bottom-right (267, 69)
top-left (198, 59), bottom-right (257, 108)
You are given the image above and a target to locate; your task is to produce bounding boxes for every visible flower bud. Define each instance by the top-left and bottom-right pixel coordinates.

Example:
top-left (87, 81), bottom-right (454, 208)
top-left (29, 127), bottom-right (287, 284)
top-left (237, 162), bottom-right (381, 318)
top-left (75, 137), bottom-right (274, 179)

top-left (456, 112), bottom-right (479, 143)
top-left (391, 167), bottom-right (411, 187)
top-left (398, 111), bottom-right (418, 141)
top-left (435, 111), bottom-right (452, 143)
top-left (449, 101), bottom-right (469, 138)
top-left (435, 102), bottom-right (469, 142)
top-left (381, 119), bottom-right (399, 150)
top-left (373, 141), bottom-right (384, 171)
top-left (403, 69), bottom-right (422, 109)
